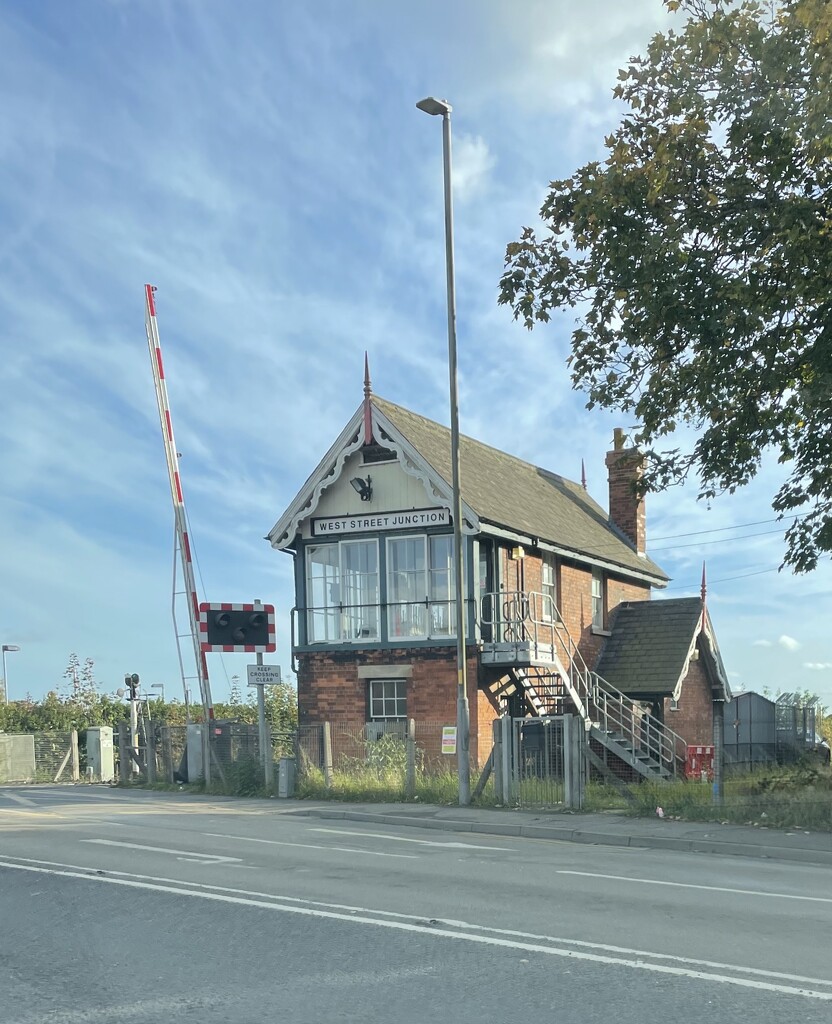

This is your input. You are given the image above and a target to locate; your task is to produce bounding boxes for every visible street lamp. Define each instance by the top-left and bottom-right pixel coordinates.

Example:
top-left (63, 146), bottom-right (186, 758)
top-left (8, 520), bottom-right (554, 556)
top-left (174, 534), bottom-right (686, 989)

top-left (416, 95), bottom-right (471, 806)
top-left (1, 645), bottom-right (20, 704)
top-left (151, 683), bottom-right (166, 703)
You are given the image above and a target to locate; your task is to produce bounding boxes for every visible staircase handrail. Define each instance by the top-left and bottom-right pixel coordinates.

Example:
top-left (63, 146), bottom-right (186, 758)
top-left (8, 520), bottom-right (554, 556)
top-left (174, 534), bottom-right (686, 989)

top-left (480, 589), bottom-right (687, 777)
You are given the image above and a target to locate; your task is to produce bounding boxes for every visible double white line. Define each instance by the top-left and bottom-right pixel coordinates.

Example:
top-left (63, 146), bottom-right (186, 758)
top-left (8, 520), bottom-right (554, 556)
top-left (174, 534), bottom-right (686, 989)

top-left (1, 854), bottom-right (831, 1002)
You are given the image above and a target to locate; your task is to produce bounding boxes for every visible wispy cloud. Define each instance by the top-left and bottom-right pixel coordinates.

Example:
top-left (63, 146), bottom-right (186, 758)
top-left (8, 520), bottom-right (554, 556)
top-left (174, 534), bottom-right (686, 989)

top-left (804, 662), bottom-right (832, 671)
top-left (753, 640), bottom-right (773, 648)
top-left (779, 635), bottom-right (802, 652)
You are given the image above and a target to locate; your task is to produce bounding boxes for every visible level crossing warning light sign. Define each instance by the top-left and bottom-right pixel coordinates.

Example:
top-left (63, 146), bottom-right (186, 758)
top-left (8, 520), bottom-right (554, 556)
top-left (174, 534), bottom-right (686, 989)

top-left (199, 602), bottom-right (276, 653)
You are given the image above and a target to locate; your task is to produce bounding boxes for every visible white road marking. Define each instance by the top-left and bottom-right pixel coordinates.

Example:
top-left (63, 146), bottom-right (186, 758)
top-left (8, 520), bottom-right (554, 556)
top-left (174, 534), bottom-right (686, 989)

top-left (308, 827), bottom-right (509, 851)
top-left (81, 839), bottom-right (241, 864)
top-left (0, 856), bottom-right (830, 1001)
top-left (202, 832), bottom-right (418, 859)
top-left (558, 870), bottom-right (832, 905)
top-left (1, 792), bottom-right (37, 807)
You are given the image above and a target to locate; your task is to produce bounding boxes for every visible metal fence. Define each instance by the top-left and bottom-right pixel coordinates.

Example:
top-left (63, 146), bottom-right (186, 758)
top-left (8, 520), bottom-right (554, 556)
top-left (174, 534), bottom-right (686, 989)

top-left (0, 731), bottom-right (79, 783)
top-left (490, 715), bottom-right (585, 810)
top-left (295, 719), bottom-right (463, 793)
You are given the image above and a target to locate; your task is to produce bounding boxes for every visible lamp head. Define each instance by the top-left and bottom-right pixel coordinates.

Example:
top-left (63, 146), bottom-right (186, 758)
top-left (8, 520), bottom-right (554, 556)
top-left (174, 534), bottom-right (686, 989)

top-left (416, 96), bottom-right (451, 116)
top-left (349, 476), bottom-right (373, 501)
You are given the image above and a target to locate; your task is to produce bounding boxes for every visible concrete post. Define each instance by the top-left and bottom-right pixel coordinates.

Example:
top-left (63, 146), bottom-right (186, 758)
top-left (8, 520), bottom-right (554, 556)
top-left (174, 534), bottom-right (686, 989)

top-left (70, 730), bottom-right (80, 783)
top-left (322, 721), bottom-right (333, 789)
top-left (500, 715), bottom-right (513, 804)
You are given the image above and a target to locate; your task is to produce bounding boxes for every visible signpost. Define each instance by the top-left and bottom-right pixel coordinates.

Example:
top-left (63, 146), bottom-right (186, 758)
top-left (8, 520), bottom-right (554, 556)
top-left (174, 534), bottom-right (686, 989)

top-left (244, 607), bottom-right (280, 791)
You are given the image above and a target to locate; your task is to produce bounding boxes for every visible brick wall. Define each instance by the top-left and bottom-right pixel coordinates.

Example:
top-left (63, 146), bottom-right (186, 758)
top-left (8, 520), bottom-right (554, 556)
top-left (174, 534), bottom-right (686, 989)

top-left (296, 646), bottom-right (491, 764)
top-left (662, 647), bottom-right (714, 745)
top-left (605, 442), bottom-right (646, 554)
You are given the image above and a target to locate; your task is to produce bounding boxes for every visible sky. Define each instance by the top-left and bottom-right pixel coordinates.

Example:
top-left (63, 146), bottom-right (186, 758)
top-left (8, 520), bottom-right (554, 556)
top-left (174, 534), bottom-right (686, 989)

top-left (2, 0), bottom-right (831, 709)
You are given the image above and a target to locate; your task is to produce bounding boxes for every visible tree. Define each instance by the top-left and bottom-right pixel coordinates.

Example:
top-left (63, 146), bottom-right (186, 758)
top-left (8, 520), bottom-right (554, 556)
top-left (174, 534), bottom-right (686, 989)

top-left (499, 0), bottom-right (832, 571)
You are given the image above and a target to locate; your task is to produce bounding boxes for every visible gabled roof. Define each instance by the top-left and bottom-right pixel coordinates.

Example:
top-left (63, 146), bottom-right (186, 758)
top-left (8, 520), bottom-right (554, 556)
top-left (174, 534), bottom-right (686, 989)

top-left (373, 397), bottom-right (668, 584)
top-left (267, 393), bottom-right (668, 584)
top-left (595, 597), bottom-right (730, 700)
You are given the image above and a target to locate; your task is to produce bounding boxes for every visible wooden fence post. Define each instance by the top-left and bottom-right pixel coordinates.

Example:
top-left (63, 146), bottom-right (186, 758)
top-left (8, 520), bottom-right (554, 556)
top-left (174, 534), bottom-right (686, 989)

top-left (118, 722), bottom-right (130, 784)
top-left (162, 727), bottom-right (174, 783)
top-left (145, 723), bottom-right (157, 783)
top-left (493, 718), bottom-right (503, 804)
top-left (405, 718), bottom-right (416, 799)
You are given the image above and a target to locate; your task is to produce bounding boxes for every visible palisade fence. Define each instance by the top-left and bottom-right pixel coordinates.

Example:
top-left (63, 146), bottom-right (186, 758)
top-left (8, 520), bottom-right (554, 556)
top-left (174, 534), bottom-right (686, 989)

top-left (0, 730), bottom-right (80, 783)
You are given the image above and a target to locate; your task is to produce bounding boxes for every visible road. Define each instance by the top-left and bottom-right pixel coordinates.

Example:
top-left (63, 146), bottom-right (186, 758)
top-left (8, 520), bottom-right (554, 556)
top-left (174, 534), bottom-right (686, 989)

top-left (1, 786), bottom-right (830, 1024)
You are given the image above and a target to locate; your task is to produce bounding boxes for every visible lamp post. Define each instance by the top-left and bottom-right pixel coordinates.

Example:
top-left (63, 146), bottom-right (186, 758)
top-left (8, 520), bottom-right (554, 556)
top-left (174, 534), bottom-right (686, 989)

top-left (2, 645), bottom-right (20, 704)
top-left (416, 95), bottom-right (470, 806)
top-left (151, 683), bottom-right (166, 703)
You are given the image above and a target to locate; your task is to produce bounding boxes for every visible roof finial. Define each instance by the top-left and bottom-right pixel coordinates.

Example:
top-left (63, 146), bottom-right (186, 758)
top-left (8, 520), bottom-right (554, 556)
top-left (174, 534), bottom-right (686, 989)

top-left (701, 561), bottom-right (707, 605)
top-left (363, 352), bottom-right (373, 444)
top-left (581, 458), bottom-right (587, 490)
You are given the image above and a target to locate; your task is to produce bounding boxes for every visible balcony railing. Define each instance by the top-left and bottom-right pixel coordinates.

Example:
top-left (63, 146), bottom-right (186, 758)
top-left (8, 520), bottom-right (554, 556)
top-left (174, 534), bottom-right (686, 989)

top-left (291, 598), bottom-right (475, 665)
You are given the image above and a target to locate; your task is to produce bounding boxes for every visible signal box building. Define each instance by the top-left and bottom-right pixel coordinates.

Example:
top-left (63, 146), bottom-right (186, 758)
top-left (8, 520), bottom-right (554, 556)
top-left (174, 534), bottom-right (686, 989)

top-left (267, 371), bottom-right (730, 781)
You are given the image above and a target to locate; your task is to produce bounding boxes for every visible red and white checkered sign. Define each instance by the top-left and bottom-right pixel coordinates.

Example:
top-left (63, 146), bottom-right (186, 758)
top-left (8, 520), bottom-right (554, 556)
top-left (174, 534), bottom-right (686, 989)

top-left (198, 602), bottom-right (276, 653)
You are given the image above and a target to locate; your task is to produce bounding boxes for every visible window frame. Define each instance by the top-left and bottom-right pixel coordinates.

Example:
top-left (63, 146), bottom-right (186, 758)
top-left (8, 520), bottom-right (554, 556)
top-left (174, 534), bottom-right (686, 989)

top-left (386, 533), bottom-right (457, 641)
top-left (541, 553), bottom-right (558, 622)
top-left (368, 678), bottom-right (407, 720)
top-left (591, 568), bottom-right (605, 629)
top-left (305, 538), bottom-right (380, 644)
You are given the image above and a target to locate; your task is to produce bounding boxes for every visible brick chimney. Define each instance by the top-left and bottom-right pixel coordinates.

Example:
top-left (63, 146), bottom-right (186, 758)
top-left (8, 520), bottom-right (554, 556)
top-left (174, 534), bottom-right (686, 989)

top-left (605, 427), bottom-right (646, 555)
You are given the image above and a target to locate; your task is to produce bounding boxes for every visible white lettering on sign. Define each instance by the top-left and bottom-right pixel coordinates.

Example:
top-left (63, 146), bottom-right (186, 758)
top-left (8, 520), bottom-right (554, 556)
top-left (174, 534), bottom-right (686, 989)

top-left (247, 665), bottom-right (282, 687)
top-left (312, 507), bottom-right (450, 536)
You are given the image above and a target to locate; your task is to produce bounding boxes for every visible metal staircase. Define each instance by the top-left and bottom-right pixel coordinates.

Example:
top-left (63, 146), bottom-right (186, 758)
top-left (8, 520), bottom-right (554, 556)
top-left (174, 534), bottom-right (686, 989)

top-left (481, 591), bottom-right (687, 782)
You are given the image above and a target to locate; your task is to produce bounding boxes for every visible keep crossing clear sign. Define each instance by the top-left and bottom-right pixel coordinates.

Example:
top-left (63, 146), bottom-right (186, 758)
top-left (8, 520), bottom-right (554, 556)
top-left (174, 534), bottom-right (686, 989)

top-left (247, 664), bottom-right (282, 687)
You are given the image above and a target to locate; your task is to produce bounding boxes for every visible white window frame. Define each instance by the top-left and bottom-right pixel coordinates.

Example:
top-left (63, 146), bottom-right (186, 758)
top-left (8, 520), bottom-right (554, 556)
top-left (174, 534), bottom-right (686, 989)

top-left (369, 678), bottom-right (407, 720)
top-left (305, 539), bottom-right (379, 644)
top-left (541, 554), bottom-right (557, 622)
top-left (591, 569), bottom-right (605, 629)
top-left (386, 533), bottom-right (456, 641)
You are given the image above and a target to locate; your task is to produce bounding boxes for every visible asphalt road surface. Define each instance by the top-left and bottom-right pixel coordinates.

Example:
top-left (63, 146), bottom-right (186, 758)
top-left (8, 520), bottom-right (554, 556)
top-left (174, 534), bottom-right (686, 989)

top-left (1, 786), bottom-right (831, 1024)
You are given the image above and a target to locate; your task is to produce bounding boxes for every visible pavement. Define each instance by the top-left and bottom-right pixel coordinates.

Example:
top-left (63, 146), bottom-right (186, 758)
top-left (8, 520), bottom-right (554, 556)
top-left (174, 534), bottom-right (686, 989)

top-left (277, 798), bottom-right (832, 866)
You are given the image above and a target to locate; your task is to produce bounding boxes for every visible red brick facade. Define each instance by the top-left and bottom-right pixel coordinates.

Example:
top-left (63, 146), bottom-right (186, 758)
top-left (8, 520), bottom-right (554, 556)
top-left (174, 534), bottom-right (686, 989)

top-left (297, 646), bottom-right (488, 763)
top-left (662, 645), bottom-right (714, 746)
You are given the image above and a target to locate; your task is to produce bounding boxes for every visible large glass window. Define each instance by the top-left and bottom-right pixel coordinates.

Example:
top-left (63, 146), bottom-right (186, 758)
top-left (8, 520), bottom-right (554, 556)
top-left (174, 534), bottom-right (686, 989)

top-left (387, 534), bottom-right (456, 640)
top-left (387, 537), bottom-right (427, 638)
top-left (306, 544), bottom-right (341, 643)
top-left (306, 540), bottom-right (378, 643)
top-left (429, 535), bottom-right (455, 637)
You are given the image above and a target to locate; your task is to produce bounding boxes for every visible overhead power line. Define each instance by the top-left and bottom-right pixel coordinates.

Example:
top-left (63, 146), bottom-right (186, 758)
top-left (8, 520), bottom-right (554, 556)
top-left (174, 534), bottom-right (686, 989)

top-left (664, 566), bottom-right (780, 591)
top-left (650, 527), bottom-right (787, 553)
top-left (650, 513), bottom-right (802, 543)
